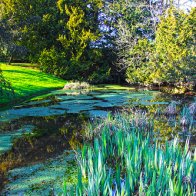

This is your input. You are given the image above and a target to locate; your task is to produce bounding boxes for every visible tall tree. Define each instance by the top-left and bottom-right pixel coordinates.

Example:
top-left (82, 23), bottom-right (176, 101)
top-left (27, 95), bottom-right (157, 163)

top-left (0, 0), bottom-right (59, 62)
top-left (153, 7), bottom-right (196, 84)
top-left (39, 0), bottom-right (112, 82)
top-left (104, 0), bottom-right (160, 83)
top-left (111, 1), bottom-right (195, 85)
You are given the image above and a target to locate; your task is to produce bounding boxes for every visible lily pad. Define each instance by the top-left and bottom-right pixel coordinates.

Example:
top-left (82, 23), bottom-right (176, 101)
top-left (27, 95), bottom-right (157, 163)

top-left (94, 93), bottom-right (123, 99)
top-left (126, 94), bottom-right (147, 99)
top-left (50, 103), bottom-right (95, 113)
top-left (66, 104), bottom-right (95, 113)
top-left (93, 102), bottom-right (114, 108)
top-left (59, 99), bottom-right (101, 105)
top-left (0, 107), bottom-right (66, 122)
top-left (56, 95), bottom-right (93, 101)
top-left (55, 96), bottom-right (77, 101)
top-left (88, 110), bottom-right (109, 118)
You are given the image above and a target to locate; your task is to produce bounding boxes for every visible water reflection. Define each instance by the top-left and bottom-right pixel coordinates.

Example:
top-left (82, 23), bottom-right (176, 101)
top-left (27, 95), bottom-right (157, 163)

top-left (125, 98), bottom-right (196, 146)
top-left (0, 87), bottom-right (195, 194)
top-left (0, 113), bottom-right (88, 192)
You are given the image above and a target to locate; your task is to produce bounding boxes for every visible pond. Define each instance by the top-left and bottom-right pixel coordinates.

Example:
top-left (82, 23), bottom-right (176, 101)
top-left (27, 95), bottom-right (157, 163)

top-left (0, 85), bottom-right (195, 195)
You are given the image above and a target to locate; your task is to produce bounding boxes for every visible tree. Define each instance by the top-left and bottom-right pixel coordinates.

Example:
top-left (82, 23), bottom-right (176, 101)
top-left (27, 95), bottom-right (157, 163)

top-left (112, 1), bottom-right (195, 86)
top-left (0, 15), bottom-right (28, 63)
top-left (153, 7), bottom-right (196, 84)
top-left (39, 0), bottom-right (113, 82)
top-left (106, 0), bottom-right (160, 83)
top-left (1, 0), bottom-right (114, 82)
top-left (0, 0), bottom-right (60, 62)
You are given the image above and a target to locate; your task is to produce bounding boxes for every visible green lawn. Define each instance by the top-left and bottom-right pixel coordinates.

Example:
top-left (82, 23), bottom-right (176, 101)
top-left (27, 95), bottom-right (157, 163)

top-left (0, 63), bottom-right (67, 107)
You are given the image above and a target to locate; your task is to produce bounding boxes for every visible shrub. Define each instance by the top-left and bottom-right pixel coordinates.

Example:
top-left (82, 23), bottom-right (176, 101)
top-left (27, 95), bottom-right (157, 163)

top-left (63, 82), bottom-right (90, 90)
top-left (39, 47), bottom-right (112, 84)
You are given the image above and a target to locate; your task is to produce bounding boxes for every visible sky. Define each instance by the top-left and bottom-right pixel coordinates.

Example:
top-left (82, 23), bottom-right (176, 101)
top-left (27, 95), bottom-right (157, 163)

top-left (173, 0), bottom-right (196, 10)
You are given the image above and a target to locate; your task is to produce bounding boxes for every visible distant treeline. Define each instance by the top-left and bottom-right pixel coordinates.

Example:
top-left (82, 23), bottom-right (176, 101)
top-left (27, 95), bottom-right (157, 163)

top-left (0, 0), bottom-right (195, 86)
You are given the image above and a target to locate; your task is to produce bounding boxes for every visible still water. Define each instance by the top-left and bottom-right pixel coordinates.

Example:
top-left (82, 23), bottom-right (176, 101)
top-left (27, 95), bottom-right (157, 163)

top-left (0, 86), bottom-right (195, 195)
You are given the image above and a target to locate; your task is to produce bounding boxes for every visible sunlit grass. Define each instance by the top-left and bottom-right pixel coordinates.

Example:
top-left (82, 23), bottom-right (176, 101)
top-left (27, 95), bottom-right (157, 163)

top-left (93, 84), bottom-right (135, 90)
top-left (0, 63), bottom-right (67, 107)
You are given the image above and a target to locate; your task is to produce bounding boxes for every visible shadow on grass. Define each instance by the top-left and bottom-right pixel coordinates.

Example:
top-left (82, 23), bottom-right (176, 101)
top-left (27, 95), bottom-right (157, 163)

top-left (0, 87), bottom-right (62, 111)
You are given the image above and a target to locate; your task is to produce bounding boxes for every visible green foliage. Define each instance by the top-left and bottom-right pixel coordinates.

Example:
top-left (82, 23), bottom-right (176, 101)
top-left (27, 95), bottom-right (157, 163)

top-left (39, 47), bottom-right (111, 83)
top-left (1, 0), bottom-right (195, 85)
top-left (107, 0), bottom-right (158, 82)
top-left (154, 7), bottom-right (196, 84)
top-left (38, 0), bottom-right (112, 83)
top-left (126, 39), bottom-right (155, 85)
top-left (38, 48), bottom-right (68, 77)
top-left (126, 7), bottom-right (196, 86)
top-left (0, 0), bottom-right (56, 62)
top-left (0, 0), bottom-right (116, 83)
top-left (68, 113), bottom-right (195, 195)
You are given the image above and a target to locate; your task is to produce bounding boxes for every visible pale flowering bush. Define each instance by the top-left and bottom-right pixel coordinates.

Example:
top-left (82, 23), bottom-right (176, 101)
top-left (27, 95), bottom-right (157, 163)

top-left (63, 81), bottom-right (90, 90)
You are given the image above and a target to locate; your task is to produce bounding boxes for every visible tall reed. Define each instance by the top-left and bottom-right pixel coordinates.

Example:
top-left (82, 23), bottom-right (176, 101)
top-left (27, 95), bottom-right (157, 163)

top-left (64, 111), bottom-right (195, 195)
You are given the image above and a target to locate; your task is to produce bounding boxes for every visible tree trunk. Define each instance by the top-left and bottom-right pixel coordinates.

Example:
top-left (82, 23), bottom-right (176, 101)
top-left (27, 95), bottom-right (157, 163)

top-left (118, 73), bottom-right (121, 84)
top-left (8, 55), bottom-right (13, 65)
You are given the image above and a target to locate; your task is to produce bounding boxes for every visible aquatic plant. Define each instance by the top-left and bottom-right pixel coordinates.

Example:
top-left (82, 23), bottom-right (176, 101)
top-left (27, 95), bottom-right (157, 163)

top-left (179, 102), bottom-right (196, 131)
top-left (64, 114), bottom-right (195, 195)
top-left (85, 111), bottom-right (152, 140)
top-left (164, 101), bottom-right (178, 115)
top-left (189, 103), bottom-right (196, 115)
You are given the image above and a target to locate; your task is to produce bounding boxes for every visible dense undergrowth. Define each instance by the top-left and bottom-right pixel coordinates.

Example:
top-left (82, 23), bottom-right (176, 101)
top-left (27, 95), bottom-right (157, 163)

top-left (64, 106), bottom-right (196, 195)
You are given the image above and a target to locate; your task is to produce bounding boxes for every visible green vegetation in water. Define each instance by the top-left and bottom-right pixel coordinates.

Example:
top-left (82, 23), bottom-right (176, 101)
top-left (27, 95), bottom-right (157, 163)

top-left (0, 88), bottom-right (163, 122)
top-left (65, 113), bottom-right (195, 195)
top-left (0, 63), bottom-right (66, 107)
top-left (0, 98), bottom-right (195, 194)
top-left (2, 151), bottom-right (78, 195)
top-left (0, 125), bottom-right (34, 154)
top-left (0, 113), bottom-right (87, 193)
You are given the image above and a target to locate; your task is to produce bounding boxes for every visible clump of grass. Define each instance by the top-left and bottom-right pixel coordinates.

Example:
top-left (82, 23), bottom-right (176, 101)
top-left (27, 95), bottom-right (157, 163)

top-left (64, 113), bottom-right (195, 195)
top-left (85, 111), bottom-right (152, 140)
top-left (189, 103), bottom-right (196, 115)
top-left (164, 101), bottom-right (178, 115)
top-left (63, 82), bottom-right (90, 90)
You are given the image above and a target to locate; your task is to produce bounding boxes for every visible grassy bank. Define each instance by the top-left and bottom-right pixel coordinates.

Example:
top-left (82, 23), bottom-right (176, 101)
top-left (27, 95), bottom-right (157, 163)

top-left (0, 63), bottom-right (66, 108)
